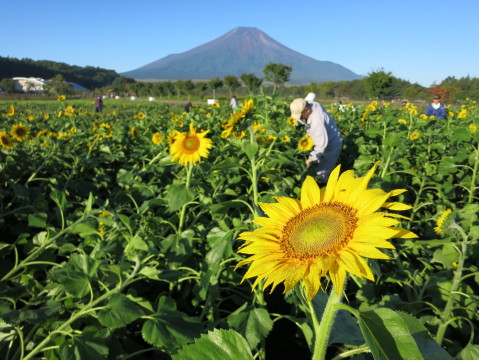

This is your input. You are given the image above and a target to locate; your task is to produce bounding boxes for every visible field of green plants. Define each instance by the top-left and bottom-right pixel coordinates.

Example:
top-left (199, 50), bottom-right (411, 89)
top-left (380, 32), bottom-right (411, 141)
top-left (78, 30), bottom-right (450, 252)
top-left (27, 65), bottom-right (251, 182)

top-left (0, 96), bottom-right (478, 360)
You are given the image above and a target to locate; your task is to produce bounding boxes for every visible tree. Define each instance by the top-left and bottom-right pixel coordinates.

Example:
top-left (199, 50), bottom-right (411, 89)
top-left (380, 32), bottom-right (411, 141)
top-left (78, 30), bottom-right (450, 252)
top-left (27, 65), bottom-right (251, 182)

top-left (111, 76), bottom-right (130, 95)
top-left (195, 82), bottom-right (208, 98)
top-left (240, 73), bottom-right (263, 95)
top-left (365, 69), bottom-right (394, 99)
top-left (208, 77), bottom-right (223, 99)
top-left (223, 75), bottom-right (241, 97)
top-left (0, 78), bottom-right (16, 93)
top-left (44, 74), bottom-right (73, 95)
top-left (262, 63), bottom-right (292, 93)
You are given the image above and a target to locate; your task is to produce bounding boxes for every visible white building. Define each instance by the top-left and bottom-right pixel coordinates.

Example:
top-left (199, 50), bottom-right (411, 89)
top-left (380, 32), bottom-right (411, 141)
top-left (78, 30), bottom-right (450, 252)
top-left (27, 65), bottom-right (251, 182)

top-left (13, 77), bottom-right (47, 93)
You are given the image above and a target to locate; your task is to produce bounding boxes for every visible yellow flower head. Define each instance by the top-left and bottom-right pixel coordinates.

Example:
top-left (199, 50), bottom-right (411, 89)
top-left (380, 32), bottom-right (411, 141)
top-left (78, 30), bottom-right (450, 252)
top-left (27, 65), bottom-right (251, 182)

top-left (70, 127), bottom-right (77, 134)
top-left (137, 112), bottom-right (146, 119)
top-left (397, 119), bottom-right (407, 125)
top-left (434, 209), bottom-right (453, 234)
top-left (469, 124), bottom-right (478, 133)
top-left (167, 130), bottom-right (181, 145)
top-left (298, 134), bottom-right (314, 151)
top-left (152, 132), bottom-right (164, 145)
top-left (458, 109), bottom-right (468, 119)
top-left (409, 131), bottom-right (420, 141)
top-left (0, 131), bottom-right (14, 149)
top-left (7, 105), bottom-right (15, 116)
top-left (287, 117), bottom-right (297, 126)
top-left (130, 127), bottom-right (140, 138)
top-left (169, 124), bottom-right (213, 166)
top-left (57, 95), bottom-right (66, 101)
top-left (10, 124), bottom-right (30, 142)
top-left (43, 113), bottom-right (50, 120)
top-left (236, 162), bottom-right (417, 300)
top-left (240, 99), bottom-right (254, 115)
top-left (232, 131), bottom-right (246, 139)
top-left (420, 114), bottom-right (428, 120)
top-left (281, 136), bottom-right (291, 143)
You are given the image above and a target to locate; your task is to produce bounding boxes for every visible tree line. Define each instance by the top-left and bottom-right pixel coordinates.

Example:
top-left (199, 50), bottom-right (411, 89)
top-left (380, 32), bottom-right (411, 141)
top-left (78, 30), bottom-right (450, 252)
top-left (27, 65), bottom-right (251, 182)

top-left (1, 56), bottom-right (479, 102)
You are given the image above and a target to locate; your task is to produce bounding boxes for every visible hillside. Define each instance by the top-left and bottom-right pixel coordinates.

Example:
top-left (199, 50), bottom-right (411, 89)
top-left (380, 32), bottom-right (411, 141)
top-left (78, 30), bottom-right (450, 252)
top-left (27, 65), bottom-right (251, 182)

top-left (0, 56), bottom-right (121, 89)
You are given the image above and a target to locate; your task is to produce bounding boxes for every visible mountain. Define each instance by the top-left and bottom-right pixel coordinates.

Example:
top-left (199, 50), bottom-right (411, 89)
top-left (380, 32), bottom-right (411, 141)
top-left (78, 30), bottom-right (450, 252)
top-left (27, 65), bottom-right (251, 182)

top-left (121, 27), bottom-right (362, 84)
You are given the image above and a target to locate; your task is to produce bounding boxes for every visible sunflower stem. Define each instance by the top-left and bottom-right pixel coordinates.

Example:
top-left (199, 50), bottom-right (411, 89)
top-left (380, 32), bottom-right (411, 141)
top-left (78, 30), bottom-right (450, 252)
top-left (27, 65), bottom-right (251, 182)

top-left (310, 284), bottom-right (344, 360)
top-left (468, 144), bottom-right (478, 204)
top-left (177, 164), bottom-right (193, 234)
top-left (435, 221), bottom-right (469, 345)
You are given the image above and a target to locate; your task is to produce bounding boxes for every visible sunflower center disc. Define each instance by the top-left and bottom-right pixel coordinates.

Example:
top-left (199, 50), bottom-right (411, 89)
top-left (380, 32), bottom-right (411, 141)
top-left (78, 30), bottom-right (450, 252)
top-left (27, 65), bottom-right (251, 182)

top-left (183, 136), bottom-right (199, 152)
top-left (282, 202), bottom-right (357, 259)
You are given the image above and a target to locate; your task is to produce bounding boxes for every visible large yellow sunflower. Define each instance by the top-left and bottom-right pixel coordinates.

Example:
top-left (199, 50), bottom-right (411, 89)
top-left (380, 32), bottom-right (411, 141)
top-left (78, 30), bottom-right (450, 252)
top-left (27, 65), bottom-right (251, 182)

top-left (169, 124), bottom-right (212, 165)
top-left (236, 162), bottom-right (417, 301)
top-left (11, 124), bottom-right (30, 142)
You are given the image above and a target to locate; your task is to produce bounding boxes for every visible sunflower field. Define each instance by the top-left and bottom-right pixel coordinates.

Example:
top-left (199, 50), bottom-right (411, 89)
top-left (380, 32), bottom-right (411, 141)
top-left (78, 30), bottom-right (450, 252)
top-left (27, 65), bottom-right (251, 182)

top-left (0, 96), bottom-right (478, 360)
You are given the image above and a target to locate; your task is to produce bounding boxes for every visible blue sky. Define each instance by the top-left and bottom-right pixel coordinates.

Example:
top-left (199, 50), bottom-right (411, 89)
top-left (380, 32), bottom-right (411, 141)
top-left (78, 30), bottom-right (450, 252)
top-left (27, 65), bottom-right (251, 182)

top-left (2, 0), bottom-right (478, 87)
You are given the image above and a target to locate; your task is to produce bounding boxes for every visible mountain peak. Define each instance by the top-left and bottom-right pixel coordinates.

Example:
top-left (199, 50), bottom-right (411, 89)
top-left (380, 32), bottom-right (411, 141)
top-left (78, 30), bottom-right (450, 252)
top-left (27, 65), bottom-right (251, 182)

top-left (121, 27), bottom-right (361, 84)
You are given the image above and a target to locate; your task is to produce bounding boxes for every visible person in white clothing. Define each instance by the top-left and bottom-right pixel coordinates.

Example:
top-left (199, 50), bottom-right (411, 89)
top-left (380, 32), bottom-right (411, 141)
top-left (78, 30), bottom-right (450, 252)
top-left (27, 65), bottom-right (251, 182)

top-left (290, 98), bottom-right (342, 183)
top-left (229, 96), bottom-right (239, 112)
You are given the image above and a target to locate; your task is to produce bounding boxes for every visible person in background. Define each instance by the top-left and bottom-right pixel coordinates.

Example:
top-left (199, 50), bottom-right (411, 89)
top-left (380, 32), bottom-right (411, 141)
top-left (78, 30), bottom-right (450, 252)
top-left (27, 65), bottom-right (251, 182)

top-left (229, 95), bottom-right (239, 112)
top-left (290, 97), bottom-right (343, 184)
top-left (94, 96), bottom-right (103, 113)
top-left (425, 95), bottom-right (446, 119)
top-left (184, 102), bottom-right (193, 113)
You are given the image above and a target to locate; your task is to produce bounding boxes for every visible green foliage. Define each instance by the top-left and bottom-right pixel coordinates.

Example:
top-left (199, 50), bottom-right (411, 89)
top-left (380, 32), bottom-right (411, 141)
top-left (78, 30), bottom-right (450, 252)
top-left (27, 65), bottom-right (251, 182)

top-left (0, 97), bottom-right (477, 359)
top-left (262, 62), bottom-right (292, 93)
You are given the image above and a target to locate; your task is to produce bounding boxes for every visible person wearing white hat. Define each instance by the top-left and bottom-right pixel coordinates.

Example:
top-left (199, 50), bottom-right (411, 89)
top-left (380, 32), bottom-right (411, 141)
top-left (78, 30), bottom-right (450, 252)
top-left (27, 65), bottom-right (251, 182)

top-left (290, 97), bottom-right (342, 183)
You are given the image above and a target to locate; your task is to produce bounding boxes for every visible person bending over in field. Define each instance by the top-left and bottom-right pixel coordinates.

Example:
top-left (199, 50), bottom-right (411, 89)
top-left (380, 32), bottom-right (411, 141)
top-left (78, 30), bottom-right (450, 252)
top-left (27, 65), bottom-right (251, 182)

top-left (290, 97), bottom-right (343, 184)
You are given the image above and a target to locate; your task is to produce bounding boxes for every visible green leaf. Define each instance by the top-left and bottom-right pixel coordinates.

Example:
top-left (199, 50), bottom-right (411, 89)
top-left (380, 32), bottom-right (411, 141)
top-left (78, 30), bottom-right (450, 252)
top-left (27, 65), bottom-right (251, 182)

top-left (242, 141), bottom-right (259, 160)
top-left (167, 183), bottom-right (195, 212)
top-left (97, 294), bottom-right (145, 329)
top-left (455, 344), bottom-right (479, 360)
top-left (431, 243), bottom-right (459, 268)
top-left (69, 219), bottom-right (99, 237)
top-left (60, 326), bottom-right (110, 360)
top-left (28, 213), bottom-right (48, 228)
top-left (310, 291), bottom-right (363, 347)
top-left (141, 296), bottom-right (202, 350)
top-left (172, 329), bottom-right (254, 360)
top-left (206, 228), bottom-right (233, 267)
top-left (358, 307), bottom-right (424, 360)
top-left (227, 304), bottom-right (273, 349)
top-left (397, 312), bottom-right (453, 360)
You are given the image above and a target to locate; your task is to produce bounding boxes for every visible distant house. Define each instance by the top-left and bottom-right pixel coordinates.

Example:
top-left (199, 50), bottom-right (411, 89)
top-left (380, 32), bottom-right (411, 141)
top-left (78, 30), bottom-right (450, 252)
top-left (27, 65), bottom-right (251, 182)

top-left (13, 77), bottom-right (47, 93)
top-left (12, 77), bottom-right (87, 93)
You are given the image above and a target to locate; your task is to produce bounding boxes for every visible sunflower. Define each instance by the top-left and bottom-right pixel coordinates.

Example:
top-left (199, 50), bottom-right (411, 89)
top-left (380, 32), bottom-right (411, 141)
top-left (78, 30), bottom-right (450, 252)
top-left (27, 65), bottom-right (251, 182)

top-left (298, 134), bottom-right (314, 151)
top-left (236, 162), bottom-right (417, 301)
top-left (7, 105), bottom-right (15, 116)
top-left (469, 124), bottom-right (478, 133)
top-left (434, 209), bottom-right (453, 234)
top-left (0, 132), bottom-right (14, 149)
top-left (167, 130), bottom-right (181, 145)
top-left (287, 117), bottom-right (297, 126)
top-left (397, 119), bottom-right (407, 125)
top-left (130, 127), bottom-right (140, 138)
top-left (409, 131), bottom-right (420, 141)
top-left (57, 95), bottom-right (66, 101)
top-left (137, 112), bottom-right (146, 119)
top-left (10, 124), bottom-right (30, 142)
top-left (152, 132), bottom-right (164, 145)
top-left (169, 123), bottom-right (212, 166)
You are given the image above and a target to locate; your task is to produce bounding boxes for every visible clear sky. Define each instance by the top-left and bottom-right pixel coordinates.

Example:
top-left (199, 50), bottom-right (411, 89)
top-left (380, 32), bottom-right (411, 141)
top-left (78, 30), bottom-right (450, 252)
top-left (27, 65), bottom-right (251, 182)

top-left (2, 0), bottom-right (478, 87)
